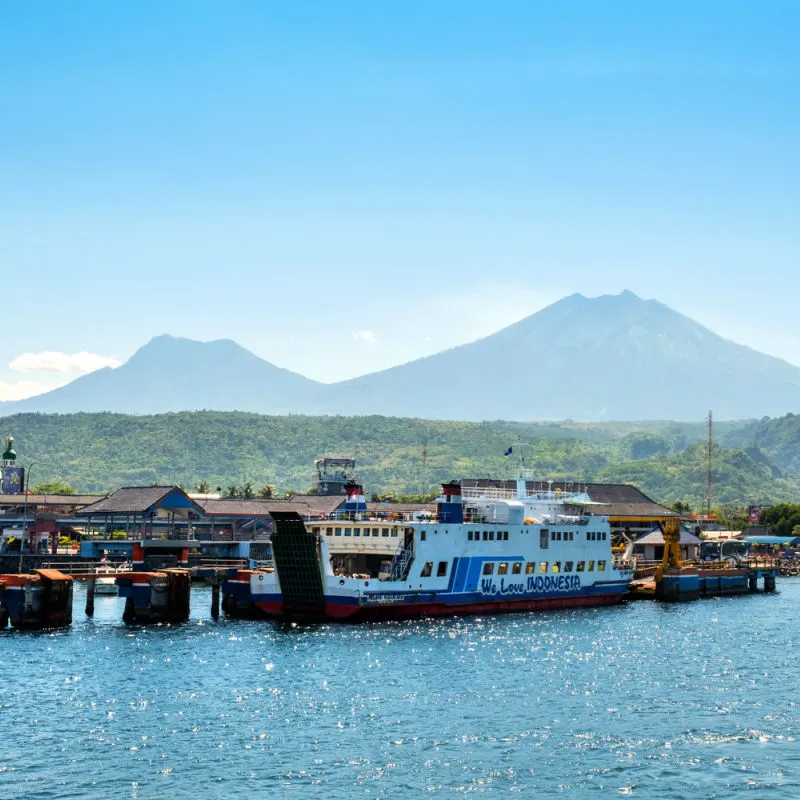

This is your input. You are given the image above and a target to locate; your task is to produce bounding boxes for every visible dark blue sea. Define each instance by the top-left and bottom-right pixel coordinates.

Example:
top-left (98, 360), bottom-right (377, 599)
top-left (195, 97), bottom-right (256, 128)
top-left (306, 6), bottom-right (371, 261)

top-left (2, 580), bottom-right (799, 799)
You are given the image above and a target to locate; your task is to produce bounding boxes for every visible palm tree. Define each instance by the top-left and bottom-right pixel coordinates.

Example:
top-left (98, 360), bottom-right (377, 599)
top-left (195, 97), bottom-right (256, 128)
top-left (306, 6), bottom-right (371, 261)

top-left (259, 485), bottom-right (273, 499)
top-left (196, 481), bottom-right (211, 494)
top-left (224, 485), bottom-right (240, 499)
top-left (241, 482), bottom-right (255, 499)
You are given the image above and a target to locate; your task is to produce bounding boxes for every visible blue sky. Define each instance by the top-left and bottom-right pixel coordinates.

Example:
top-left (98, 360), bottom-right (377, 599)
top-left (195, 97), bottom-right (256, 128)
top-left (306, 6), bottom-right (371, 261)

top-left (1, 0), bottom-right (798, 396)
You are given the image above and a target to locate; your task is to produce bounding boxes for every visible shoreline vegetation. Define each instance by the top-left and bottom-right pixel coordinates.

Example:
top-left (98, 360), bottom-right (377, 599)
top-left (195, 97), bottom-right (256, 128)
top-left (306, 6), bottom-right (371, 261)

top-left (4, 410), bottom-right (800, 513)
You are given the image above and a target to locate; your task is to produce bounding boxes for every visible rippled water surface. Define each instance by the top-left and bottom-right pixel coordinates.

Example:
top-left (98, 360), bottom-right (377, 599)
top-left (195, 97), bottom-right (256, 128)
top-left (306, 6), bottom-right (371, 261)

top-left (2, 581), bottom-right (800, 798)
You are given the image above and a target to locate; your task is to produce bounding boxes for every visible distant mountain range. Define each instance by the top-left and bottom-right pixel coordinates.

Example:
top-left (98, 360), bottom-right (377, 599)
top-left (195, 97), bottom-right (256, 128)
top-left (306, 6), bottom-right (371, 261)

top-left (4, 291), bottom-right (800, 421)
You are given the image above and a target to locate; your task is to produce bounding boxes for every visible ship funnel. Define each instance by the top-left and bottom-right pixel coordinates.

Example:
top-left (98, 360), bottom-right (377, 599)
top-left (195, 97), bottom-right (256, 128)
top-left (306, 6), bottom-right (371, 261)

top-left (438, 482), bottom-right (463, 524)
top-left (342, 481), bottom-right (367, 513)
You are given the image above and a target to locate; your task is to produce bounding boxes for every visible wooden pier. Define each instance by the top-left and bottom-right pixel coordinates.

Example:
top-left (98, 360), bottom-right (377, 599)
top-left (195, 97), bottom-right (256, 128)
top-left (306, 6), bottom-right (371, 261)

top-left (0, 556), bottom-right (789, 629)
top-left (630, 558), bottom-right (779, 601)
top-left (0, 563), bottom-right (244, 629)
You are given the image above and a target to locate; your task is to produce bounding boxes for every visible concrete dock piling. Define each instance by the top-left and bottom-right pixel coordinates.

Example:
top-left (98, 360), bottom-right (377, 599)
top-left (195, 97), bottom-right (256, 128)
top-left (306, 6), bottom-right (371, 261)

top-left (0, 570), bottom-right (74, 629)
top-left (117, 569), bottom-right (191, 624)
top-left (211, 577), bottom-right (220, 619)
top-left (220, 570), bottom-right (261, 618)
top-left (85, 576), bottom-right (95, 617)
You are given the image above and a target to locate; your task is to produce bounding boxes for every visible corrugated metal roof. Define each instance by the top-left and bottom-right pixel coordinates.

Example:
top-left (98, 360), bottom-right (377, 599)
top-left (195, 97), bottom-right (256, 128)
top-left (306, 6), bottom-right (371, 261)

top-left (633, 528), bottom-right (702, 546)
top-left (81, 486), bottom-right (202, 515)
top-left (201, 499), bottom-right (283, 517)
top-left (287, 495), bottom-right (345, 515)
top-left (0, 494), bottom-right (105, 507)
top-left (742, 535), bottom-right (800, 545)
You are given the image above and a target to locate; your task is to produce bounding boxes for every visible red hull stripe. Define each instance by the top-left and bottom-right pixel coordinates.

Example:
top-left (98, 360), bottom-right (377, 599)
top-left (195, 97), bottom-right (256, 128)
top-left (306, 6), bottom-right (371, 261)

top-left (253, 593), bottom-right (625, 622)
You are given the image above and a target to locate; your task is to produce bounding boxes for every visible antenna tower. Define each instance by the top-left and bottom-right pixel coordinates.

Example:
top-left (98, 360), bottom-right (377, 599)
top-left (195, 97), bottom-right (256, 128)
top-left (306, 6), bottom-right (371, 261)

top-left (706, 410), bottom-right (713, 515)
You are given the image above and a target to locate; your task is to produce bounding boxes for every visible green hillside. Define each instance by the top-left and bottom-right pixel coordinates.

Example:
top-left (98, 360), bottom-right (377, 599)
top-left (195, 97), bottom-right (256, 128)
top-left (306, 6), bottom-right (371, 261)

top-left (721, 413), bottom-right (800, 478)
top-left (0, 412), bottom-right (795, 508)
top-left (594, 442), bottom-right (798, 508)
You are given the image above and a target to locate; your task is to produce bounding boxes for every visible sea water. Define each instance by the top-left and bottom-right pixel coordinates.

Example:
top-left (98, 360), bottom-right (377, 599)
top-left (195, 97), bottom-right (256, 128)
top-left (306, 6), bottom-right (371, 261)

top-left (1, 580), bottom-right (799, 799)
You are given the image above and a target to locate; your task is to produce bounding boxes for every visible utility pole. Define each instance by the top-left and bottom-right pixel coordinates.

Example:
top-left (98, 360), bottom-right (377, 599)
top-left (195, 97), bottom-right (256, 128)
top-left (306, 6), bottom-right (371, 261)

top-left (19, 462), bottom-right (35, 574)
top-left (706, 411), bottom-right (713, 516)
top-left (421, 438), bottom-right (428, 498)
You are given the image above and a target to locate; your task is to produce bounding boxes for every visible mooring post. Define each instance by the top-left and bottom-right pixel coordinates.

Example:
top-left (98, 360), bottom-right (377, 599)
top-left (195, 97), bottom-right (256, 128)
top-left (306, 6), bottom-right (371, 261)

top-left (211, 575), bottom-right (220, 619)
top-left (764, 574), bottom-right (776, 593)
top-left (85, 576), bottom-right (96, 617)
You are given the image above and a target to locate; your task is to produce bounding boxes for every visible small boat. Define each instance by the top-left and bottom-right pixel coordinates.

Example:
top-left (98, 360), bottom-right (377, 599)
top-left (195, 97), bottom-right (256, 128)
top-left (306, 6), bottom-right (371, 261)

top-left (93, 561), bottom-right (132, 596)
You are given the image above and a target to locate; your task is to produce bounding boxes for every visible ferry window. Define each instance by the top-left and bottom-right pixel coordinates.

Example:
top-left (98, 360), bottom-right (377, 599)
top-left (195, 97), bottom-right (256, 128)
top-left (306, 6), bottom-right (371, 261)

top-left (556, 531), bottom-right (561, 541)
top-left (540, 529), bottom-right (549, 549)
top-left (598, 560), bottom-right (607, 572)
top-left (468, 531), bottom-right (473, 541)
top-left (344, 527), bottom-right (352, 537)
top-left (577, 561), bottom-right (585, 572)
top-left (391, 529), bottom-right (398, 537)
top-left (489, 531), bottom-right (495, 541)
top-left (525, 562), bottom-right (535, 574)
top-left (312, 527), bottom-right (319, 533)
top-left (588, 561), bottom-right (595, 572)
top-left (551, 531), bottom-right (556, 541)
top-left (373, 527), bottom-right (380, 536)
top-left (437, 561), bottom-right (448, 577)
top-left (382, 528), bottom-right (390, 537)
top-left (564, 561), bottom-right (574, 572)
top-left (504, 531), bottom-right (509, 541)
top-left (483, 531), bottom-right (488, 541)
top-left (483, 562), bottom-right (494, 576)
top-left (538, 561), bottom-right (548, 574)
top-left (552, 562), bottom-right (561, 573)
top-left (421, 531), bottom-right (427, 541)
top-left (335, 527), bottom-right (342, 536)
top-left (420, 561), bottom-right (433, 577)
top-left (512, 562), bottom-right (522, 575)
top-left (498, 563), bottom-right (508, 575)
top-left (602, 532), bottom-right (607, 541)
top-left (587, 532), bottom-right (592, 541)
top-left (326, 527), bottom-right (333, 536)
top-left (354, 528), bottom-right (360, 537)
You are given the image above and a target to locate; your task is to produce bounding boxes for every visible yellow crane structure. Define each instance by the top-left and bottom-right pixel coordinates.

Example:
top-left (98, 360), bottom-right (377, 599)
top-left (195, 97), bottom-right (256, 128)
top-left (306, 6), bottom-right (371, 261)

top-left (654, 517), bottom-right (683, 583)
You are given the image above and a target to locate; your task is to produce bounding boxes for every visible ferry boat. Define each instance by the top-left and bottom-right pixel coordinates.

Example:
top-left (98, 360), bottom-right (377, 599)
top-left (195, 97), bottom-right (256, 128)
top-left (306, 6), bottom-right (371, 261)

top-left (231, 479), bottom-right (635, 621)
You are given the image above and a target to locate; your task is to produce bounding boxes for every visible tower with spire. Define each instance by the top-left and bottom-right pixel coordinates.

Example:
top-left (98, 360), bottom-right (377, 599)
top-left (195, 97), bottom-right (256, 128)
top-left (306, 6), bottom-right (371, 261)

top-left (1, 436), bottom-right (24, 494)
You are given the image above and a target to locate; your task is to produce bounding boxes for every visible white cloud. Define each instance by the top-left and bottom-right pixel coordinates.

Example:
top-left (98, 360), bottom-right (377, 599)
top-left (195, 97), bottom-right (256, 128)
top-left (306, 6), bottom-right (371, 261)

top-left (9, 351), bottom-right (122, 374)
top-left (0, 380), bottom-right (62, 402)
top-left (351, 331), bottom-right (377, 344)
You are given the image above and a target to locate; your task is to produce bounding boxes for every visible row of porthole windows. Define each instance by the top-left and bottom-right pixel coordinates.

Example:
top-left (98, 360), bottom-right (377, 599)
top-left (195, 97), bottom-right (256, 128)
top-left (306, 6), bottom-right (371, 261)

top-left (467, 530), bottom-right (510, 542)
top-left (313, 526), bottom-right (398, 538)
top-left (482, 559), bottom-right (607, 576)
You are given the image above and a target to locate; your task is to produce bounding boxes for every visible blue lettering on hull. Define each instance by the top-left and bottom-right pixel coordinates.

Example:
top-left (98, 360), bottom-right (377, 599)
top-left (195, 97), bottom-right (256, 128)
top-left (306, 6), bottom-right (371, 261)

top-left (480, 574), bottom-right (582, 596)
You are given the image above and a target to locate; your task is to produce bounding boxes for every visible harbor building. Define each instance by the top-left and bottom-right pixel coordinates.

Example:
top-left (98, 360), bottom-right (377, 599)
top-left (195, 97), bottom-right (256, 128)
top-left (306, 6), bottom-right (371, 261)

top-left (631, 527), bottom-right (702, 562)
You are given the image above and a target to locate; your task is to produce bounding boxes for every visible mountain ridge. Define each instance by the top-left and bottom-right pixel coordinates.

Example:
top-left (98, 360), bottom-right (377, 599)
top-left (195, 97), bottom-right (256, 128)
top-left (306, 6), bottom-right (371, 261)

top-left (3, 292), bottom-right (800, 421)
